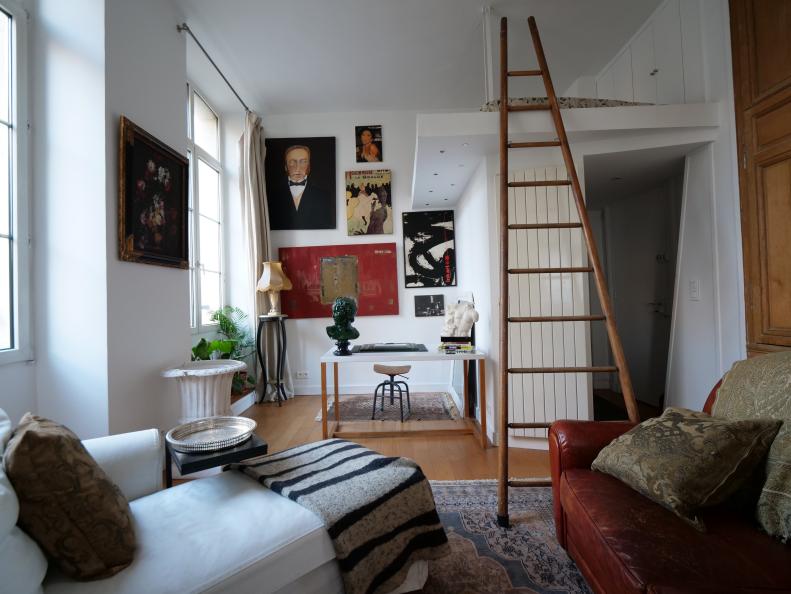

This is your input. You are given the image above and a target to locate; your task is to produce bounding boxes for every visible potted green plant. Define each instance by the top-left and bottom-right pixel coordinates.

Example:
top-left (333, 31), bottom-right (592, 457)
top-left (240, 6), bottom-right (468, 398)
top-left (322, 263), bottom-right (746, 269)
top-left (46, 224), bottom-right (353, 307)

top-left (211, 306), bottom-right (258, 396)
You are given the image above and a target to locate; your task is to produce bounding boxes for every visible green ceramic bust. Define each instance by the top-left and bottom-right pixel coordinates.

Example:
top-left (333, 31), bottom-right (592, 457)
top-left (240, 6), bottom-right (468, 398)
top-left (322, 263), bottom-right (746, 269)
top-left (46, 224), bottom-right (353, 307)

top-left (326, 297), bottom-right (360, 356)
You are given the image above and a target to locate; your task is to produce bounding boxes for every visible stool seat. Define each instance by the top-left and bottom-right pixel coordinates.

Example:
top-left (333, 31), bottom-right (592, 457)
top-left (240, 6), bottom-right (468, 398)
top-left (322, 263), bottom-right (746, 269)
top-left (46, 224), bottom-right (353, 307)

top-left (373, 364), bottom-right (411, 376)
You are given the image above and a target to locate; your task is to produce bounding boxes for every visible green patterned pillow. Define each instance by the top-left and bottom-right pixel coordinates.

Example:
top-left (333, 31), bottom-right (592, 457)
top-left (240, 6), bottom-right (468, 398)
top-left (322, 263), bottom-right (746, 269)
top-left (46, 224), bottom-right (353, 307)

top-left (592, 407), bottom-right (781, 531)
top-left (712, 351), bottom-right (791, 542)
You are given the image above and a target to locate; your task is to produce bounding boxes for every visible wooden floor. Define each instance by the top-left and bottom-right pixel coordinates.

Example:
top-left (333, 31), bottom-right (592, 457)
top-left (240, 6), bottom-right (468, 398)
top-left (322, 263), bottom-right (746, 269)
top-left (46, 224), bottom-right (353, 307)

top-left (241, 395), bottom-right (550, 481)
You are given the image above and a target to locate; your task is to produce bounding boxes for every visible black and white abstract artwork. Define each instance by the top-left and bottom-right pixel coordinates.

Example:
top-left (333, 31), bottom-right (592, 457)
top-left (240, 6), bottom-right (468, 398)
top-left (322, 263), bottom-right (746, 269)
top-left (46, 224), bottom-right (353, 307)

top-left (414, 294), bottom-right (445, 317)
top-left (402, 210), bottom-right (456, 287)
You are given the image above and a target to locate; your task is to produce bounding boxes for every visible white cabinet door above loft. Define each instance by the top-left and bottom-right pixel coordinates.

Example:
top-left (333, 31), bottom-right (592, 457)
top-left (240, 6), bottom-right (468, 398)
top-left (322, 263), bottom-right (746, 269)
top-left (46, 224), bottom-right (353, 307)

top-left (653, 0), bottom-right (685, 104)
top-left (596, 66), bottom-right (615, 100)
top-left (612, 49), bottom-right (634, 101)
top-left (632, 23), bottom-right (657, 103)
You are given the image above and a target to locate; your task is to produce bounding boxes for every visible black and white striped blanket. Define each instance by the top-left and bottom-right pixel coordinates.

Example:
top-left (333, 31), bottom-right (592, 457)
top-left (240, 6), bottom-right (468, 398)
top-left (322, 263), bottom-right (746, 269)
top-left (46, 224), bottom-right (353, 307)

top-left (234, 439), bottom-right (449, 594)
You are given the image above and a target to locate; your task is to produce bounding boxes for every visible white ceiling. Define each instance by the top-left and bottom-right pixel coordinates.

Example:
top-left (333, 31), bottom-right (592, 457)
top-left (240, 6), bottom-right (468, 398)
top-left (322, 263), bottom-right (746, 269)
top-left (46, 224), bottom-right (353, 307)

top-left (175, 0), bottom-right (662, 115)
top-left (584, 143), bottom-right (704, 207)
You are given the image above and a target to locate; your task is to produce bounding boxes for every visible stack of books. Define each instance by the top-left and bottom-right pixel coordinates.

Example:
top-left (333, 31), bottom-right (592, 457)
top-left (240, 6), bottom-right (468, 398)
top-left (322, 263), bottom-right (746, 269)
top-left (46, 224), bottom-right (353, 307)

top-left (438, 342), bottom-right (475, 354)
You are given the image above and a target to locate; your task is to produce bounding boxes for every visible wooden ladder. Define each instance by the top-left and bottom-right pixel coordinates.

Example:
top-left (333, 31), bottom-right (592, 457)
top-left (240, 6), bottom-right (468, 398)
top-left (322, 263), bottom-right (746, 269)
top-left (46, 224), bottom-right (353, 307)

top-left (496, 16), bottom-right (640, 528)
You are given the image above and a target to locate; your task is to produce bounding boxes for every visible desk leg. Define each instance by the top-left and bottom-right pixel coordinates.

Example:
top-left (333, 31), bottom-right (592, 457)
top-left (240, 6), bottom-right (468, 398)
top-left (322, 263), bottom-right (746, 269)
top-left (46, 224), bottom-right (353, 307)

top-left (479, 360), bottom-right (488, 448)
top-left (321, 362), bottom-right (328, 439)
top-left (463, 360), bottom-right (469, 418)
top-left (333, 363), bottom-right (340, 428)
top-left (165, 446), bottom-right (173, 488)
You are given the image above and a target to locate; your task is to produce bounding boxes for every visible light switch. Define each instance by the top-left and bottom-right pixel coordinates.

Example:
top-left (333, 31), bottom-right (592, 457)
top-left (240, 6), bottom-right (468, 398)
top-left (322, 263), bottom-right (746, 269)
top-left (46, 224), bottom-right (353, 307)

top-left (689, 279), bottom-right (701, 301)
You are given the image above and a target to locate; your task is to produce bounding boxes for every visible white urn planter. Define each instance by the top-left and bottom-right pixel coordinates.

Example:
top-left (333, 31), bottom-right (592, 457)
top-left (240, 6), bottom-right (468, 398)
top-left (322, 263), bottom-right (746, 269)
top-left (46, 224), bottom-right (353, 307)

top-left (162, 360), bottom-right (247, 424)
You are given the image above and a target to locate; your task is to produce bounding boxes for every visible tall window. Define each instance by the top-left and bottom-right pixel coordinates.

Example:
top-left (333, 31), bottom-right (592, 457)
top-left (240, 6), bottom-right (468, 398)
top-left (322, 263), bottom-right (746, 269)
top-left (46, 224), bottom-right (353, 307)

top-left (0, 1), bottom-right (30, 364)
top-left (186, 85), bottom-right (223, 330)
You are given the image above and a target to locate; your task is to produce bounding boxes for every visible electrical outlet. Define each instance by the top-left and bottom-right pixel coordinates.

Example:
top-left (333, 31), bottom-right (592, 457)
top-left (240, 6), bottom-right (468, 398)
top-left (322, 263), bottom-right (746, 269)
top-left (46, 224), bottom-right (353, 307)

top-left (295, 371), bottom-right (309, 380)
top-left (689, 279), bottom-right (701, 301)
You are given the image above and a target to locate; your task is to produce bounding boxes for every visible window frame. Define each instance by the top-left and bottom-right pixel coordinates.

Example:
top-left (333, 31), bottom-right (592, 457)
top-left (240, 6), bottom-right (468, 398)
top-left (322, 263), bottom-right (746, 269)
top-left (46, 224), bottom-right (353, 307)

top-left (0, 0), bottom-right (30, 366)
top-left (186, 83), bottom-right (224, 334)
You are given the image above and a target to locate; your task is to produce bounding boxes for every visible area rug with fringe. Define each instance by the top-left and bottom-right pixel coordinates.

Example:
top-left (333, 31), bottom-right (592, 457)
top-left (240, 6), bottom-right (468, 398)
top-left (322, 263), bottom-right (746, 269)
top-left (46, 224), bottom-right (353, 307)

top-left (423, 480), bottom-right (591, 594)
top-left (315, 392), bottom-right (460, 422)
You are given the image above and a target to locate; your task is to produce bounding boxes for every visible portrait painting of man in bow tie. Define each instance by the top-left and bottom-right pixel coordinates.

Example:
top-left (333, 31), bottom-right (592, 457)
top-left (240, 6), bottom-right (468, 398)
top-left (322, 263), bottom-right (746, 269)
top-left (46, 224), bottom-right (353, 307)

top-left (265, 136), bottom-right (336, 230)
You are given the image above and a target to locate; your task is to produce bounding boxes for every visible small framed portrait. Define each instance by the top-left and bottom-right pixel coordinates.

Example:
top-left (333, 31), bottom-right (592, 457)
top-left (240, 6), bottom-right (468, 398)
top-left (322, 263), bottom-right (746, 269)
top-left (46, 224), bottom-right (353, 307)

top-left (118, 116), bottom-right (189, 268)
top-left (415, 294), bottom-right (445, 317)
top-left (265, 137), bottom-right (336, 230)
top-left (355, 125), bottom-right (383, 163)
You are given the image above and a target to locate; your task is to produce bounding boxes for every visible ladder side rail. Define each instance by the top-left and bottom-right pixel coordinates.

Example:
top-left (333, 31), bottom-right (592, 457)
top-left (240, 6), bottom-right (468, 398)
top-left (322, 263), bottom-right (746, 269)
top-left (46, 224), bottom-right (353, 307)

top-left (526, 16), bottom-right (640, 424)
top-left (497, 16), bottom-right (510, 527)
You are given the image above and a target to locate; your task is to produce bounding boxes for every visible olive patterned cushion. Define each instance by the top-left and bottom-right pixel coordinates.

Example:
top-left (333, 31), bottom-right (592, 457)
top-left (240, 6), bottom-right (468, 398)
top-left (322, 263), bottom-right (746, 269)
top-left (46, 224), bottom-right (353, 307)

top-left (592, 407), bottom-right (781, 531)
top-left (712, 351), bottom-right (791, 543)
top-left (3, 413), bottom-right (136, 580)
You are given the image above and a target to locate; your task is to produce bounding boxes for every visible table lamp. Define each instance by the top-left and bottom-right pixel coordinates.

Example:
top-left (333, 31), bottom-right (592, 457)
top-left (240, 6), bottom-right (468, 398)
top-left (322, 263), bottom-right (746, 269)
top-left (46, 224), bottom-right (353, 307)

top-left (257, 261), bottom-right (292, 316)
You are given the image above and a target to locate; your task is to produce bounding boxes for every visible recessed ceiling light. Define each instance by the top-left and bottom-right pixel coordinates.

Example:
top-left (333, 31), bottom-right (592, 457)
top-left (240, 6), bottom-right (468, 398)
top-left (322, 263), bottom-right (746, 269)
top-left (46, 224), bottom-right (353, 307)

top-left (450, 183), bottom-right (455, 187)
top-left (429, 190), bottom-right (434, 193)
top-left (425, 203), bottom-right (429, 206)
top-left (444, 198), bottom-right (448, 201)
top-left (439, 150), bottom-right (445, 154)
top-left (433, 172), bottom-right (439, 176)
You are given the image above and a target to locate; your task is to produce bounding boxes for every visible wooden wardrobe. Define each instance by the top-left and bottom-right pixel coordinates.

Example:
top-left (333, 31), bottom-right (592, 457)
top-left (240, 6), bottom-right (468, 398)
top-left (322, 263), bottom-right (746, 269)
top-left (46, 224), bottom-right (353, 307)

top-left (730, 0), bottom-right (791, 356)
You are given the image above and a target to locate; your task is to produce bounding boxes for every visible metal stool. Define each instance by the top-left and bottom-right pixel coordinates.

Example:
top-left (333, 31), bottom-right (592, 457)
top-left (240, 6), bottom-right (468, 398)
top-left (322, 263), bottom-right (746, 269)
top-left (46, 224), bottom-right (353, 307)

top-left (372, 364), bottom-right (411, 421)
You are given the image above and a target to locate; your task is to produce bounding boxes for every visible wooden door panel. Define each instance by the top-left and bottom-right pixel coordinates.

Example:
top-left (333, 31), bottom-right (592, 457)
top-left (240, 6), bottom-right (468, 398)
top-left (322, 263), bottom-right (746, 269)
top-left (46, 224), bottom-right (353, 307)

top-left (733, 0), bottom-right (791, 354)
top-left (757, 155), bottom-right (791, 343)
top-left (753, 91), bottom-right (791, 151)
top-left (750, 0), bottom-right (791, 99)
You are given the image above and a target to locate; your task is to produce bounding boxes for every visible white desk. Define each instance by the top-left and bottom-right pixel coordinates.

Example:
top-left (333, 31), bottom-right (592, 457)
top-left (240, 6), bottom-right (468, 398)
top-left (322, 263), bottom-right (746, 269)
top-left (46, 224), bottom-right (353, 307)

top-left (319, 347), bottom-right (488, 448)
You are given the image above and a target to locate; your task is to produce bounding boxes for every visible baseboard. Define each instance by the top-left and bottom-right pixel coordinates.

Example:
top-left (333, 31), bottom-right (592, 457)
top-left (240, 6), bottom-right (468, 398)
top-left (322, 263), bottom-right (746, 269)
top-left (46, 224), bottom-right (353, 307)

top-left (293, 382), bottom-right (451, 396)
top-left (231, 390), bottom-right (256, 415)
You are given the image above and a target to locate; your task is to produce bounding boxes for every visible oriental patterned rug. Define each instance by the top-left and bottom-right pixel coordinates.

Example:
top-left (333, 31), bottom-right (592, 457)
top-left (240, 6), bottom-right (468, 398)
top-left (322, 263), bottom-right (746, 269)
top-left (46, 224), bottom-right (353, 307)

top-left (423, 480), bottom-right (591, 594)
top-left (315, 392), bottom-right (460, 422)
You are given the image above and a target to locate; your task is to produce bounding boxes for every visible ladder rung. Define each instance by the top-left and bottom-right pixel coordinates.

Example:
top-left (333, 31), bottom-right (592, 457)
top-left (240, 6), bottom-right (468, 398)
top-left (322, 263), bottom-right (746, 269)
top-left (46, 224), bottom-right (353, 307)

top-left (507, 223), bottom-right (582, 230)
top-left (508, 479), bottom-right (553, 487)
top-left (507, 104), bottom-right (551, 112)
top-left (508, 141), bottom-right (562, 149)
top-left (508, 422), bottom-right (551, 429)
top-left (507, 180), bottom-right (571, 188)
top-left (508, 69), bottom-right (543, 77)
top-left (508, 366), bottom-right (618, 374)
top-left (508, 315), bottom-right (606, 323)
top-left (508, 266), bottom-right (593, 274)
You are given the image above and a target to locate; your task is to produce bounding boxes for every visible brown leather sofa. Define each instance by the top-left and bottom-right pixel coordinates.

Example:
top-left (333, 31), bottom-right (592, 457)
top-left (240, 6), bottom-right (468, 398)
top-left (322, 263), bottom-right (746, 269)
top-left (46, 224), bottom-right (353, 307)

top-left (549, 382), bottom-right (791, 594)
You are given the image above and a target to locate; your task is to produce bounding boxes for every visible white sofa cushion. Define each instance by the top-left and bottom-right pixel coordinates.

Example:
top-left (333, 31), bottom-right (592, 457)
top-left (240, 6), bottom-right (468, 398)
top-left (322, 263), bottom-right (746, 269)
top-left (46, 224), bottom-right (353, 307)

top-left (44, 469), bottom-right (335, 594)
top-left (0, 408), bottom-right (47, 594)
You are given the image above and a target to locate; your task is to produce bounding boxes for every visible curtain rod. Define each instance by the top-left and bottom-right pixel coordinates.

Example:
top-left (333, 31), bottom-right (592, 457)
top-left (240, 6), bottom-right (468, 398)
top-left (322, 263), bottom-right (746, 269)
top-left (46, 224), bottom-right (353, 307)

top-left (177, 22), bottom-right (251, 113)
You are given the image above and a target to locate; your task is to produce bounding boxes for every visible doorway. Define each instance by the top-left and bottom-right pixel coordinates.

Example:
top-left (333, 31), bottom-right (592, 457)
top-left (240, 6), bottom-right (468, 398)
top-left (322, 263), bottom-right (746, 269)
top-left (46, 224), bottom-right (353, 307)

top-left (584, 146), bottom-right (691, 420)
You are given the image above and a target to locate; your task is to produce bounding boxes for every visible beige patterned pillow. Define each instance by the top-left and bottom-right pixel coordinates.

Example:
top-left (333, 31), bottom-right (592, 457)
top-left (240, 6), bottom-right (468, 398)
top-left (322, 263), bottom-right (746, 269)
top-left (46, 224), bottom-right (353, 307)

top-left (592, 407), bottom-right (781, 531)
top-left (712, 351), bottom-right (791, 542)
top-left (3, 414), bottom-right (136, 580)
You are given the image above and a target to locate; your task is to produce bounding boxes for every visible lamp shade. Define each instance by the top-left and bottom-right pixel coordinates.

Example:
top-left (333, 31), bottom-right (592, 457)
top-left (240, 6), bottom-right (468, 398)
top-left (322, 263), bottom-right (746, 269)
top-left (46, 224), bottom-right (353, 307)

top-left (257, 261), bottom-right (292, 292)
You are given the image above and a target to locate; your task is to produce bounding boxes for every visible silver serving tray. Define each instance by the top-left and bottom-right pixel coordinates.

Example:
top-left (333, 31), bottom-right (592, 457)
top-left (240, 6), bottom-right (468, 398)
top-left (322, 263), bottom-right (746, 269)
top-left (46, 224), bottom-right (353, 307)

top-left (166, 416), bottom-right (257, 453)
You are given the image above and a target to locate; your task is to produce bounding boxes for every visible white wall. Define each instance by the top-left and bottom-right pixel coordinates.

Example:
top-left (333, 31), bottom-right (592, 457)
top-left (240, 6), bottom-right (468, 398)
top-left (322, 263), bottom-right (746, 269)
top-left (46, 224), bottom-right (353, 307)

top-left (263, 110), bottom-right (454, 394)
top-left (31, 0), bottom-right (111, 438)
top-left (666, 145), bottom-right (720, 408)
top-left (0, 362), bottom-right (36, 425)
top-left (453, 158), bottom-right (492, 428)
top-left (103, 0), bottom-right (189, 434)
top-left (699, 0), bottom-right (745, 376)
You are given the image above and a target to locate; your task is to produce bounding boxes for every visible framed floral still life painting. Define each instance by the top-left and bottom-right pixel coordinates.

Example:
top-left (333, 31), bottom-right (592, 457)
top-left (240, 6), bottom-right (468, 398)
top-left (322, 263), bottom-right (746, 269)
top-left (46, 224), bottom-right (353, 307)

top-left (119, 116), bottom-right (189, 268)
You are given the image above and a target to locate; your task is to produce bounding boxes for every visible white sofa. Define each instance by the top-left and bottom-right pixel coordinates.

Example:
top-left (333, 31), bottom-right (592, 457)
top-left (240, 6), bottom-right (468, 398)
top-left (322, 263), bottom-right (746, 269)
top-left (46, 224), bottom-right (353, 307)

top-left (0, 409), bottom-right (427, 594)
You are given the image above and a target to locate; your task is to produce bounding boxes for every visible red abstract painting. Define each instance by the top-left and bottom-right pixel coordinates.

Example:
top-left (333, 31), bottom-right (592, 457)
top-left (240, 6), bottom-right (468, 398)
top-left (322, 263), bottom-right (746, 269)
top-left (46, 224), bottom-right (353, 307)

top-left (279, 243), bottom-right (399, 318)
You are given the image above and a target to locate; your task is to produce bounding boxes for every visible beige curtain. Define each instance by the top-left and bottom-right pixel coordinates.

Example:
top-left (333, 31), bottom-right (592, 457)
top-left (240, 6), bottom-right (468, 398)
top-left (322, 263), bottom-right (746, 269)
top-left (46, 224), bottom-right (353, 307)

top-left (239, 112), bottom-right (293, 401)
